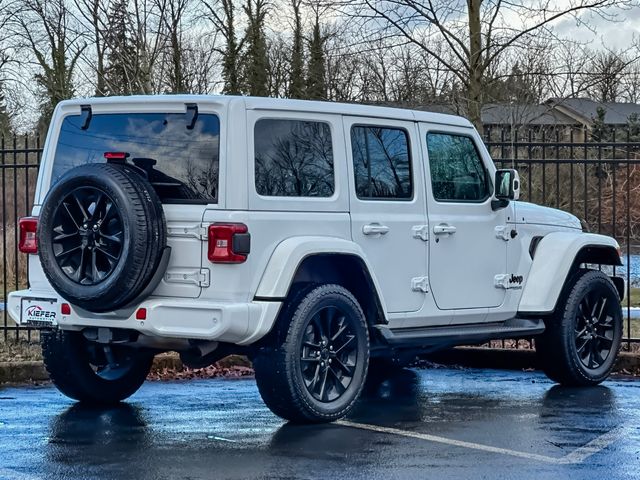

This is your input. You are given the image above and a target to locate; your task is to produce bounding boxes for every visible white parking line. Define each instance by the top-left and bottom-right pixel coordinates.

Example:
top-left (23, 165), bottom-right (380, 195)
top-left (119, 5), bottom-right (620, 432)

top-left (337, 420), bottom-right (623, 465)
top-left (561, 427), bottom-right (625, 464)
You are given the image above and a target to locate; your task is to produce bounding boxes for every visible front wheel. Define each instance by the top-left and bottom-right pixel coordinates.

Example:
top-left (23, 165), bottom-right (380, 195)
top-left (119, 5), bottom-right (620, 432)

top-left (42, 329), bottom-right (154, 404)
top-left (254, 284), bottom-right (370, 423)
top-left (536, 269), bottom-right (623, 386)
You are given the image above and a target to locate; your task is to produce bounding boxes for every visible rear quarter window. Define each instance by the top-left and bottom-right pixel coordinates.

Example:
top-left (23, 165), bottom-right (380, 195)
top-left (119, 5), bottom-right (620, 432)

top-left (52, 112), bottom-right (220, 204)
top-left (254, 119), bottom-right (334, 197)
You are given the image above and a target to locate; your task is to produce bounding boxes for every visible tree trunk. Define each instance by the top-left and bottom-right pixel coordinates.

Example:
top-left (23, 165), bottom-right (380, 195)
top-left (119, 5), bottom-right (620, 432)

top-left (467, 0), bottom-right (483, 131)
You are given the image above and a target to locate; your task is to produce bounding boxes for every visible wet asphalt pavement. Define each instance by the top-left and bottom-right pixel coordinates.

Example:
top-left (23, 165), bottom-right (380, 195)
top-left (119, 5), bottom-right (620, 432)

top-left (1, 367), bottom-right (639, 480)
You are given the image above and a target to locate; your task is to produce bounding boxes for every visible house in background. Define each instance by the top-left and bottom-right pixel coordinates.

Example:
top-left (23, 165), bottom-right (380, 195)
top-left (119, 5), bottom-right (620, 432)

top-left (414, 98), bottom-right (640, 142)
top-left (544, 98), bottom-right (640, 129)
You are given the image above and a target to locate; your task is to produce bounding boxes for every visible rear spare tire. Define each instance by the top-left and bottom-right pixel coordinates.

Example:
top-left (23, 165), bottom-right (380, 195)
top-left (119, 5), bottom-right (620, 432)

top-left (38, 163), bottom-right (166, 312)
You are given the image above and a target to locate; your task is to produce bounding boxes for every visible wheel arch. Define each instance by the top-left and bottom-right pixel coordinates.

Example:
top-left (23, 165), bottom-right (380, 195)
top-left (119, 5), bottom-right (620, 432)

top-left (519, 232), bottom-right (622, 315)
top-left (254, 236), bottom-right (388, 327)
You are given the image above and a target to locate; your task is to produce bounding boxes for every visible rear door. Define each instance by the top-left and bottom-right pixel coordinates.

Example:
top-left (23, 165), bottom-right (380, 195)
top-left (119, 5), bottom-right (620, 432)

top-left (344, 117), bottom-right (428, 313)
top-left (152, 106), bottom-right (223, 298)
top-left (48, 101), bottom-right (224, 299)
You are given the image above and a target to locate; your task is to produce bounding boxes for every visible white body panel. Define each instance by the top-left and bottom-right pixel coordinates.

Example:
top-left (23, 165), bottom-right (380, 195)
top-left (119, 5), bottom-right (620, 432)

top-left (9, 94), bottom-right (622, 347)
top-left (419, 123), bottom-right (508, 311)
top-left (343, 116), bottom-right (427, 313)
top-left (518, 232), bottom-right (620, 313)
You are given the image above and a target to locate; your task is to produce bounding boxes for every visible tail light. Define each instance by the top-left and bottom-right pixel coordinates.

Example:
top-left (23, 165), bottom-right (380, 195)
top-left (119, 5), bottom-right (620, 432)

top-left (19, 216), bottom-right (38, 254)
top-left (207, 223), bottom-right (250, 264)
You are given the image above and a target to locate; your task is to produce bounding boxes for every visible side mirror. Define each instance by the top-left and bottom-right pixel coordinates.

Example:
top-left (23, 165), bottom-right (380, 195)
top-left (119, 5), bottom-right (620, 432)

top-left (492, 169), bottom-right (520, 210)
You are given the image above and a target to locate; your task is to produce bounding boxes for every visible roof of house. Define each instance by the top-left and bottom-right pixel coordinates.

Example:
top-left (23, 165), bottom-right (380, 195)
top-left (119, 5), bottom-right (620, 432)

top-left (411, 98), bottom-right (640, 127)
top-left (414, 102), bottom-right (583, 126)
top-left (545, 98), bottom-right (640, 125)
top-left (481, 104), bottom-right (578, 126)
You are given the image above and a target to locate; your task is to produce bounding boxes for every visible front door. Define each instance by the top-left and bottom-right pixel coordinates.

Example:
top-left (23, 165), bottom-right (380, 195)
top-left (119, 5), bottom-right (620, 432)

top-left (420, 124), bottom-right (507, 310)
top-left (344, 117), bottom-right (428, 313)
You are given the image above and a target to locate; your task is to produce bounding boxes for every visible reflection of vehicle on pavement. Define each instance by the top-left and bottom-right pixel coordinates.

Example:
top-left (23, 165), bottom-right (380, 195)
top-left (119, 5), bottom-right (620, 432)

top-left (11, 95), bottom-right (624, 422)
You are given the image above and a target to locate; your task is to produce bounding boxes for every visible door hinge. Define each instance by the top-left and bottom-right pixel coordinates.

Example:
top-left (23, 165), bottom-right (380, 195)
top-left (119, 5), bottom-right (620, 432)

top-left (411, 276), bottom-right (429, 293)
top-left (165, 268), bottom-right (210, 287)
top-left (494, 225), bottom-right (510, 241)
top-left (412, 225), bottom-right (429, 241)
top-left (167, 223), bottom-right (207, 240)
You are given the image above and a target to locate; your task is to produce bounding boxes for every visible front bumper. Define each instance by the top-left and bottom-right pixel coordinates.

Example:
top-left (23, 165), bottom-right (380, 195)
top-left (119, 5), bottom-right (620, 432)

top-left (7, 289), bottom-right (282, 345)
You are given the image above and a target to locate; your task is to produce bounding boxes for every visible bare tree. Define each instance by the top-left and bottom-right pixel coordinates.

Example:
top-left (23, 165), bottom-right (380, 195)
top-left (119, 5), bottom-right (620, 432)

top-left (201, 0), bottom-right (244, 94)
top-left (73, 0), bottom-right (110, 96)
top-left (305, 0), bottom-right (328, 100)
top-left (587, 49), bottom-right (634, 102)
top-left (0, 0), bottom-right (16, 76)
top-left (267, 33), bottom-right (290, 97)
top-left (163, 0), bottom-right (191, 93)
top-left (12, 0), bottom-right (86, 128)
top-left (623, 60), bottom-right (640, 103)
top-left (288, 0), bottom-right (305, 98)
top-left (179, 32), bottom-right (220, 94)
top-left (131, 0), bottom-right (169, 94)
top-left (351, 0), bottom-right (637, 128)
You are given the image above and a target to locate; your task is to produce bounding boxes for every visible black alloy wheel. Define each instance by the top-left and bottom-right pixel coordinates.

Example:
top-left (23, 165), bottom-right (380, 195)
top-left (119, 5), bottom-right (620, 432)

top-left (51, 187), bottom-right (124, 285)
top-left (574, 290), bottom-right (617, 370)
top-left (300, 306), bottom-right (358, 403)
top-left (253, 284), bottom-right (370, 423)
top-left (536, 269), bottom-right (622, 386)
top-left (86, 342), bottom-right (136, 381)
top-left (42, 329), bottom-right (154, 404)
top-left (37, 163), bottom-right (167, 312)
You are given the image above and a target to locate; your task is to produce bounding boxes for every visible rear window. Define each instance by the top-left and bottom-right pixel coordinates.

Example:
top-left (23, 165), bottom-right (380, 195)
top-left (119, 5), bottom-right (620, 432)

top-left (52, 112), bottom-right (220, 203)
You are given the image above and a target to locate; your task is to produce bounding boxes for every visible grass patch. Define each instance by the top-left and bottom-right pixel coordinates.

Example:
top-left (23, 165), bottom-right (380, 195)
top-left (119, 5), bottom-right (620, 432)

top-left (626, 318), bottom-right (640, 340)
top-left (629, 287), bottom-right (640, 308)
top-left (0, 332), bottom-right (42, 362)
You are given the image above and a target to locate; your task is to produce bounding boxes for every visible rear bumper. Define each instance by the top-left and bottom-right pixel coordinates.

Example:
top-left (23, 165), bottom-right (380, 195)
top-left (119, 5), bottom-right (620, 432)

top-left (7, 289), bottom-right (282, 345)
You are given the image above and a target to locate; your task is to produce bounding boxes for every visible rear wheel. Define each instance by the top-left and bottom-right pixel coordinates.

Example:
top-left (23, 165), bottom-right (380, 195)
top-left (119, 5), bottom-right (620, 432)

top-left (42, 329), bottom-right (153, 404)
top-left (536, 269), bottom-right (622, 386)
top-left (254, 284), bottom-right (369, 423)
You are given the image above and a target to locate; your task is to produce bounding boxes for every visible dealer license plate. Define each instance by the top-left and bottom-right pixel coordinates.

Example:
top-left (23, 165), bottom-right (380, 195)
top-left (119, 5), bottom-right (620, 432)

top-left (20, 297), bottom-right (58, 327)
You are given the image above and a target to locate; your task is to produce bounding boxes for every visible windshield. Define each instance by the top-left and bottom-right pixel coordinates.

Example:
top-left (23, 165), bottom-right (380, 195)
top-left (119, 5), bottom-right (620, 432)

top-left (52, 112), bottom-right (220, 203)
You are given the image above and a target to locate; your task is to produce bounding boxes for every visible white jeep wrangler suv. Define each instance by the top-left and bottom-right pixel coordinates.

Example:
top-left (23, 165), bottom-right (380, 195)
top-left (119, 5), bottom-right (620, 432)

top-left (10, 95), bottom-right (624, 423)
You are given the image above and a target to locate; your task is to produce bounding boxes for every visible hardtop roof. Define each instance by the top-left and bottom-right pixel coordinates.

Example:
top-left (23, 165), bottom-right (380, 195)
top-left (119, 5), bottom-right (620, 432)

top-left (57, 94), bottom-right (475, 129)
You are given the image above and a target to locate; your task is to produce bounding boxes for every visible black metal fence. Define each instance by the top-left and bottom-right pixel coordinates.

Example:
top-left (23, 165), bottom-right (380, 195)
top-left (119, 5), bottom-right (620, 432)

top-left (485, 126), bottom-right (640, 350)
top-left (1, 135), bottom-right (41, 340)
top-left (1, 126), bottom-right (639, 348)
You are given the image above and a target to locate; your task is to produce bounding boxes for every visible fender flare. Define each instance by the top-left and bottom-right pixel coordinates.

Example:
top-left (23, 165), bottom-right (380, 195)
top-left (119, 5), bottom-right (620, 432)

top-left (518, 232), bottom-right (621, 314)
top-left (254, 236), bottom-right (388, 313)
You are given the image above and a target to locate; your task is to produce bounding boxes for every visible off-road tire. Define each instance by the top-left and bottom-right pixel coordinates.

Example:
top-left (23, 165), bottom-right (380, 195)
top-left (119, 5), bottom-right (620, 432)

top-left (38, 163), bottom-right (166, 312)
top-left (253, 284), bottom-right (370, 423)
top-left (536, 269), bottom-right (623, 386)
top-left (42, 329), bottom-right (153, 404)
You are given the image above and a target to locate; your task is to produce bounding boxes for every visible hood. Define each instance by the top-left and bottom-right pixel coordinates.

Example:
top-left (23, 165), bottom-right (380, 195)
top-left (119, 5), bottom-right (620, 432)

top-left (513, 201), bottom-right (582, 230)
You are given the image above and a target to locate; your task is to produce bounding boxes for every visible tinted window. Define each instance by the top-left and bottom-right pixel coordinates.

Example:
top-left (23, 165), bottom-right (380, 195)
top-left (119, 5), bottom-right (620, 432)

top-left (254, 119), bottom-right (334, 197)
top-left (351, 126), bottom-right (412, 199)
top-left (426, 133), bottom-right (490, 202)
top-left (52, 113), bottom-right (220, 203)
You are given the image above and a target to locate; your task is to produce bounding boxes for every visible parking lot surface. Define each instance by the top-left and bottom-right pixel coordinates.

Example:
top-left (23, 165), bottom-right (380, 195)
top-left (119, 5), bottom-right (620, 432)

top-left (0, 367), bottom-right (639, 480)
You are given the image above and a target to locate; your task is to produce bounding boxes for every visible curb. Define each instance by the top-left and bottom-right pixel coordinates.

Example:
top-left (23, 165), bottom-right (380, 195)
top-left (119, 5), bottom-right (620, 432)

top-left (2, 349), bottom-right (638, 384)
top-left (0, 354), bottom-right (252, 384)
top-left (427, 347), bottom-right (640, 374)
top-left (0, 361), bottom-right (48, 383)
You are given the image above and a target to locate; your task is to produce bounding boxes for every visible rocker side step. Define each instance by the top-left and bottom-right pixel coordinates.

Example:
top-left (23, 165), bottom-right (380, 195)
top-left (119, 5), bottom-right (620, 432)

top-left (376, 318), bottom-right (545, 348)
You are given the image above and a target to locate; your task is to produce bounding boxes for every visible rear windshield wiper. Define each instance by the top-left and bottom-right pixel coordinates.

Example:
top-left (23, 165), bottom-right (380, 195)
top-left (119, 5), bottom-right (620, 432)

top-left (185, 103), bottom-right (198, 130)
top-left (80, 105), bottom-right (92, 130)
